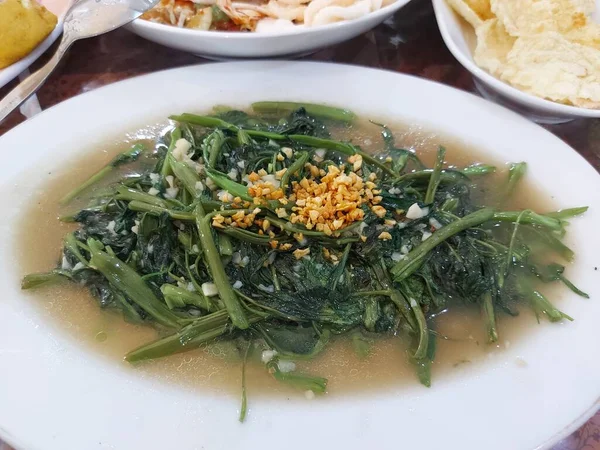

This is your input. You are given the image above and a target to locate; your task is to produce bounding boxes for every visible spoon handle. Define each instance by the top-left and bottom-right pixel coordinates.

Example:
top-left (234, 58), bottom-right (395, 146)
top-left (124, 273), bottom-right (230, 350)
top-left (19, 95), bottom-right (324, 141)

top-left (0, 39), bottom-right (72, 125)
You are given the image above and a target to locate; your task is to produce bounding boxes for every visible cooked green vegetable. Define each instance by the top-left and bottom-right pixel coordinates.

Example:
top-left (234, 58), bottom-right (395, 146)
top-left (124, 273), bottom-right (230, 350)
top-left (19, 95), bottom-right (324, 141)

top-left (60, 144), bottom-right (144, 204)
top-left (24, 104), bottom-right (589, 421)
top-left (252, 102), bottom-right (356, 123)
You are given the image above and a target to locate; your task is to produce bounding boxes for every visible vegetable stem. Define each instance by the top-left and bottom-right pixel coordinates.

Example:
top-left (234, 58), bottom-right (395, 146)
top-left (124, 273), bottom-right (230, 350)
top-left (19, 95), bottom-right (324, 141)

top-left (239, 341), bottom-right (251, 423)
top-left (391, 208), bottom-right (495, 281)
top-left (481, 292), bottom-right (498, 343)
top-left (252, 102), bottom-right (356, 122)
top-left (88, 239), bottom-right (184, 328)
top-left (195, 204), bottom-right (249, 329)
top-left (60, 144), bottom-right (144, 205)
top-left (424, 146), bottom-right (446, 204)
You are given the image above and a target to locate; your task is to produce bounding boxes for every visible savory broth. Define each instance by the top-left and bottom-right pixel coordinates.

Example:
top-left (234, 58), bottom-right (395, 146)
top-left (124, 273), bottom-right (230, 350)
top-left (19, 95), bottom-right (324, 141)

top-left (17, 117), bottom-right (562, 399)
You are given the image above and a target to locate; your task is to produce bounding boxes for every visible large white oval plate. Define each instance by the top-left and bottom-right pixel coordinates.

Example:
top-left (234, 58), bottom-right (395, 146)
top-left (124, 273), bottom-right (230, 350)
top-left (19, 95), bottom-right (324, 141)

top-left (0, 62), bottom-right (599, 450)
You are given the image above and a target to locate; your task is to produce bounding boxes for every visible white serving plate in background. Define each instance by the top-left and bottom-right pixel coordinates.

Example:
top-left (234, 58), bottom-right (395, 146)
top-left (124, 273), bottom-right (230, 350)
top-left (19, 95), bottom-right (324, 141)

top-left (126, 0), bottom-right (409, 59)
top-left (0, 62), bottom-right (599, 450)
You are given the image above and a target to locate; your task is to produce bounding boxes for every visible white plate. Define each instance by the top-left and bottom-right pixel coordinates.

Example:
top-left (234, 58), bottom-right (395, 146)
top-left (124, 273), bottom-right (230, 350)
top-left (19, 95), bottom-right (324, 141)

top-left (432, 0), bottom-right (600, 123)
top-left (0, 0), bottom-right (71, 89)
top-left (126, 0), bottom-right (409, 59)
top-left (0, 61), bottom-right (599, 450)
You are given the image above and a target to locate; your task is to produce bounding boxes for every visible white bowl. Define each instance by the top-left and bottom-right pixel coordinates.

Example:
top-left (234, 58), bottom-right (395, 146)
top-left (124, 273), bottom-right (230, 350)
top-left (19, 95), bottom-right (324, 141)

top-left (0, 62), bottom-right (599, 450)
top-left (126, 0), bottom-right (409, 59)
top-left (432, 0), bottom-right (600, 123)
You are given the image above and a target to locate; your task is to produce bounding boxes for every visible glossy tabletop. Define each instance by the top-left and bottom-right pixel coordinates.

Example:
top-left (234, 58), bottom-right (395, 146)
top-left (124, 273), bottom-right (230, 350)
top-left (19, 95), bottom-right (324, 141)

top-left (0, 0), bottom-right (598, 448)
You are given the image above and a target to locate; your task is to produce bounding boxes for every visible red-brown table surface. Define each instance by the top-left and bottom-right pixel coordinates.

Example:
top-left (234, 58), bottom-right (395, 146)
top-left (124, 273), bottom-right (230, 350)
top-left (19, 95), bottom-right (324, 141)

top-left (0, 0), bottom-right (598, 448)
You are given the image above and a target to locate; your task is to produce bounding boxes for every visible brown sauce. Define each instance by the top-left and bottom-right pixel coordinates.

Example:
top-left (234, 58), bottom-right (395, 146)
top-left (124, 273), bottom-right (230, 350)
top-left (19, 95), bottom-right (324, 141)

top-left (16, 117), bottom-right (568, 400)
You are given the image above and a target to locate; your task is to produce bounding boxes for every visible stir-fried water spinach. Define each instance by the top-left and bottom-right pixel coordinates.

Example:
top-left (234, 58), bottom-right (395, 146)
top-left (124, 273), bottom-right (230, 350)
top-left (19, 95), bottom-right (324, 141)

top-left (23, 102), bottom-right (589, 419)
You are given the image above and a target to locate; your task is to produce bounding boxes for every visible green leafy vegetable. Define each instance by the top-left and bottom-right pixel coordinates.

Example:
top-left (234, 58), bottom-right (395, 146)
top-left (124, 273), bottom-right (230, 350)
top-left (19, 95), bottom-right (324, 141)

top-left (24, 103), bottom-right (589, 419)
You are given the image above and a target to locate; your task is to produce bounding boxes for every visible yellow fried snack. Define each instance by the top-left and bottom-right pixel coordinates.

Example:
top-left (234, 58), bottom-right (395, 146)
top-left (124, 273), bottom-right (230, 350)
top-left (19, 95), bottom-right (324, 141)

top-left (0, 0), bottom-right (58, 69)
top-left (566, 22), bottom-right (600, 49)
top-left (474, 18), bottom-right (516, 76)
top-left (569, 0), bottom-right (595, 15)
top-left (446, 0), bottom-right (600, 109)
top-left (501, 32), bottom-right (600, 108)
top-left (446, 0), bottom-right (494, 28)
top-left (490, 0), bottom-right (588, 37)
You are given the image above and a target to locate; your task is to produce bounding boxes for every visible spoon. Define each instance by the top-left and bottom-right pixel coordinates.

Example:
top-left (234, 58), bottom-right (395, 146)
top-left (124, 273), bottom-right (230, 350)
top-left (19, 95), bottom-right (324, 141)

top-left (0, 0), bottom-right (159, 124)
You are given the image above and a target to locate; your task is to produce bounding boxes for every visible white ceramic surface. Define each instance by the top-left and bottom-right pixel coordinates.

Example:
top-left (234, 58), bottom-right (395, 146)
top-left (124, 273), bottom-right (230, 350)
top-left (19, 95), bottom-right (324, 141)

top-left (432, 0), bottom-right (600, 123)
top-left (126, 0), bottom-right (409, 59)
top-left (0, 0), bottom-right (70, 89)
top-left (0, 61), bottom-right (599, 450)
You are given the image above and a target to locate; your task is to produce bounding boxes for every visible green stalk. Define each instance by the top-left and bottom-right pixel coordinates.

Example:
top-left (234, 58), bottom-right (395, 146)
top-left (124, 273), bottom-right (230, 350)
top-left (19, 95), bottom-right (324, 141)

top-left (116, 186), bottom-right (169, 208)
top-left (398, 285), bottom-right (429, 359)
top-left (246, 129), bottom-right (289, 140)
top-left (413, 331), bottom-right (436, 387)
top-left (125, 310), bottom-right (263, 362)
top-left (363, 298), bottom-right (379, 332)
top-left (393, 152), bottom-right (410, 174)
top-left (391, 208), bottom-right (495, 281)
top-left (441, 198), bottom-right (458, 212)
top-left (517, 278), bottom-right (573, 322)
top-left (395, 170), bottom-right (465, 184)
top-left (257, 326), bottom-right (331, 361)
top-left (114, 292), bottom-right (143, 324)
top-left (239, 342), bottom-right (251, 423)
top-left (351, 330), bottom-right (372, 359)
top-left (218, 233), bottom-right (234, 256)
top-left (60, 144), bottom-right (144, 205)
top-left (266, 360), bottom-right (328, 394)
top-left (267, 216), bottom-right (332, 238)
top-left (195, 204), bottom-right (249, 329)
top-left (161, 128), bottom-right (182, 177)
top-left (64, 233), bottom-right (88, 266)
top-left (205, 167), bottom-right (252, 201)
top-left (280, 151), bottom-right (309, 188)
top-left (221, 227), bottom-right (273, 245)
top-left (460, 164), bottom-right (496, 176)
top-left (128, 201), bottom-right (196, 221)
top-left (559, 275), bottom-right (590, 299)
top-left (524, 225), bottom-right (574, 261)
top-left (251, 101), bottom-right (356, 122)
top-left (87, 239), bottom-right (184, 328)
top-left (545, 207), bottom-right (588, 220)
top-left (530, 290), bottom-right (573, 322)
top-left (505, 209), bottom-right (528, 274)
top-left (169, 155), bottom-right (201, 197)
top-left (424, 146), bottom-right (446, 204)
top-left (59, 206), bottom-right (105, 222)
top-left (207, 129), bottom-right (226, 168)
top-left (371, 263), bottom-right (418, 332)
top-left (481, 292), bottom-right (498, 343)
top-left (169, 114), bottom-right (238, 132)
top-left (238, 129), bottom-right (253, 146)
top-left (505, 162), bottom-right (527, 200)
top-left (125, 310), bottom-right (231, 362)
top-left (22, 270), bottom-right (72, 289)
top-left (161, 284), bottom-right (213, 311)
top-left (288, 134), bottom-right (395, 176)
top-left (493, 211), bottom-right (562, 231)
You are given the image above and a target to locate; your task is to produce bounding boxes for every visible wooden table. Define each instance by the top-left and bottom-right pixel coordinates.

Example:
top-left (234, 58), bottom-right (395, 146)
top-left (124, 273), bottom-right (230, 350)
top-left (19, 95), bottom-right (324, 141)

top-left (0, 0), bottom-right (598, 448)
